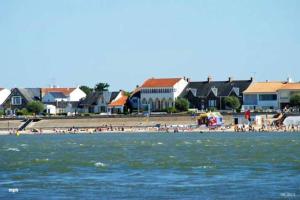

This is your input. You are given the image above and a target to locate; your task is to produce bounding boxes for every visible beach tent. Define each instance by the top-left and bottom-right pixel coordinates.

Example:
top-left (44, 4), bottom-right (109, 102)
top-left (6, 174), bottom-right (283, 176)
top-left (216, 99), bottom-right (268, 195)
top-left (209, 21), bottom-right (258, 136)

top-left (197, 112), bottom-right (223, 127)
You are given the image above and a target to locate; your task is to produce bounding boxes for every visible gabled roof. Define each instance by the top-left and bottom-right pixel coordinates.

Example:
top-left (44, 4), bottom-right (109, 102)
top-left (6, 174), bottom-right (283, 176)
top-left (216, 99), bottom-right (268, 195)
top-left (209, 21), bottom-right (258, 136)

top-left (48, 92), bottom-right (67, 99)
top-left (79, 91), bottom-right (119, 107)
top-left (79, 91), bottom-right (104, 106)
top-left (279, 83), bottom-right (300, 90)
top-left (109, 95), bottom-right (128, 107)
top-left (41, 88), bottom-right (75, 96)
top-left (187, 80), bottom-right (252, 97)
top-left (141, 78), bottom-right (182, 88)
top-left (243, 82), bottom-right (284, 93)
top-left (18, 88), bottom-right (41, 101)
top-left (110, 92), bottom-right (119, 102)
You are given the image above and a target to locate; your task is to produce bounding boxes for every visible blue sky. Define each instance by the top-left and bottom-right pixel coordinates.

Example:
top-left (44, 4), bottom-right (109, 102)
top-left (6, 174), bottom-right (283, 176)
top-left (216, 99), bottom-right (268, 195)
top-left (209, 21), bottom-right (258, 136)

top-left (0, 0), bottom-right (299, 91)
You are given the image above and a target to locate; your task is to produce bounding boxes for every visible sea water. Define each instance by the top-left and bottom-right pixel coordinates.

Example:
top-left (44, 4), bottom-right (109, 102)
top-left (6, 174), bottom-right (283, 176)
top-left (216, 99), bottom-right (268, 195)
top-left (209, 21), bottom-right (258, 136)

top-left (0, 133), bottom-right (300, 199)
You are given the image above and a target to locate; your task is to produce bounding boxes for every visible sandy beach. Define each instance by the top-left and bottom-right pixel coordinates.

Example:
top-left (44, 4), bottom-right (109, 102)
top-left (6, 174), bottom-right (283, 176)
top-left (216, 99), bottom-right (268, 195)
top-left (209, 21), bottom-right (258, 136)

top-left (0, 114), bottom-right (299, 136)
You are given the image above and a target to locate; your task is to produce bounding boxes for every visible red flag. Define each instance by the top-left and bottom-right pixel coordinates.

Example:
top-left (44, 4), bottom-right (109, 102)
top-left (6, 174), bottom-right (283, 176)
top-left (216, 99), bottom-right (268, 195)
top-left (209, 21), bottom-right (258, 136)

top-left (245, 110), bottom-right (251, 120)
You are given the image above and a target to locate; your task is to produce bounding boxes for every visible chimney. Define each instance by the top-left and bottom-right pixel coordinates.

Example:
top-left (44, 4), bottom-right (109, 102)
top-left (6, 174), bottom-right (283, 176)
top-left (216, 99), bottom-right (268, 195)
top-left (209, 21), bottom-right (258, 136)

top-left (228, 77), bottom-right (233, 82)
top-left (207, 76), bottom-right (212, 83)
top-left (250, 77), bottom-right (254, 82)
top-left (186, 78), bottom-right (191, 82)
top-left (183, 76), bottom-right (186, 80)
top-left (287, 77), bottom-right (293, 83)
top-left (136, 85), bottom-right (139, 88)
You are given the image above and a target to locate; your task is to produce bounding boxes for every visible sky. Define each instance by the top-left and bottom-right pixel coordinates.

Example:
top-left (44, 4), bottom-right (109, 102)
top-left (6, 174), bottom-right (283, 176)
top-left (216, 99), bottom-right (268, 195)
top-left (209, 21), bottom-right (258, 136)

top-left (0, 0), bottom-right (299, 91)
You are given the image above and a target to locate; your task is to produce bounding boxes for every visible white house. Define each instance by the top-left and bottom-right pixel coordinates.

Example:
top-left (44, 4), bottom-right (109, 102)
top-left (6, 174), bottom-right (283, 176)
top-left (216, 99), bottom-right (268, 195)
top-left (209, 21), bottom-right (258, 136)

top-left (277, 83), bottom-right (300, 109)
top-left (108, 91), bottom-right (128, 114)
top-left (42, 86), bottom-right (86, 115)
top-left (41, 87), bottom-right (86, 103)
top-left (139, 77), bottom-right (189, 111)
top-left (242, 82), bottom-right (284, 111)
top-left (0, 88), bottom-right (11, 108)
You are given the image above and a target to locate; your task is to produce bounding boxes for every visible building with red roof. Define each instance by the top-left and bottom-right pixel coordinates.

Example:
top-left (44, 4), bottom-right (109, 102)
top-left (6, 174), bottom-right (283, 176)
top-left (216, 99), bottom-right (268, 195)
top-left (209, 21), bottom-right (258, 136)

top-left (136, 77), bottom-right (189, 111)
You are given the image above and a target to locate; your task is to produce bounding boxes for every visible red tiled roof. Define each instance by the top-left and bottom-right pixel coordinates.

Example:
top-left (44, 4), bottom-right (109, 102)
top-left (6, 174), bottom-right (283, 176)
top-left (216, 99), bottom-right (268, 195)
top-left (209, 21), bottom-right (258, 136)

top-left (109, 96), bottom-right (128, 107)
top-left (279, 83), bottom-right (300, 90)
top-left (243, 82), bottom-right (284, 93)
top-left (141, 78), bottom-right (182, 88)
top-left (41, 88), bottom-right (76, 96)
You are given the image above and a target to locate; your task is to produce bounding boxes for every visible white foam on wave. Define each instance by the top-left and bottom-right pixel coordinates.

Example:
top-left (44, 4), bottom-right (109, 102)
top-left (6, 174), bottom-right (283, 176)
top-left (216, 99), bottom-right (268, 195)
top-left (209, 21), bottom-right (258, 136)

top-left (94, 162), bottom-right (107, 167)
top-left (8, 188), bottom-right (19, 193)
top-left (157, 142), bottom-right (164, 145)
top-left (193, 165), bottom-right (215, 169)
top-left (35, 158), bottom-right (49, 162)
top-left (20, 144), bottom-right (28, 147)
top-left (183, 141), bottom-right (192, 145)
top-left (6, 148), bottom-right (20, 152)
top-left (280, 192), bottom-right (296, 198)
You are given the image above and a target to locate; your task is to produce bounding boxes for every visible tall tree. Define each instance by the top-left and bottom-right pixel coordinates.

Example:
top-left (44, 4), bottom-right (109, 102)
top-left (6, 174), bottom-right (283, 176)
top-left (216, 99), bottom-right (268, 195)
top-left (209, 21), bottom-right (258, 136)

top-left (26, 101), bottom-right (44, 115)
top-left (224, 96), bottom-right (241, 110)
top-left (290, 93), bottom-right (300, 107)
top-left (94, 82), bottom-right (110, 92)
top-left (175, 98), bottom-right (189, 112)
top-left (80, 85), bottom-right (93, 95)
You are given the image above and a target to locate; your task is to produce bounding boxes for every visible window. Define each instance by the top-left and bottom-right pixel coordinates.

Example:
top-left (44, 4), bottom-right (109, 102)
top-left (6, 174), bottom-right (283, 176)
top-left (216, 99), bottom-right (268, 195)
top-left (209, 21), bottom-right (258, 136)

top-left (259, 94), bottom-right (277, 101)
top-left (11, 96), bottom-right (22, 105)
top-left (208, 99), bottom-right (217, 107)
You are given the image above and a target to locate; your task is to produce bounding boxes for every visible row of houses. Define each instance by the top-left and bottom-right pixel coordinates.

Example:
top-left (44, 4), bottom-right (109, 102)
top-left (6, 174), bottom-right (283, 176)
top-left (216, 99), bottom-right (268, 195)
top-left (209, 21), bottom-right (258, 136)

top-left (0, 76), bottom-right (300, 115)
top-left (130, 76), bottom-right (300, 112)
top-left (0, 87), bottom-right (128, 115)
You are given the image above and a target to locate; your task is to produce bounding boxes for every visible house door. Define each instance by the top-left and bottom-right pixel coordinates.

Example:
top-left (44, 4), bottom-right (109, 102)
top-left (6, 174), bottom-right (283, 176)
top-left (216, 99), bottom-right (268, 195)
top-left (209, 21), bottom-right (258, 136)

top-left (234, 118), bottom-right (239, 125)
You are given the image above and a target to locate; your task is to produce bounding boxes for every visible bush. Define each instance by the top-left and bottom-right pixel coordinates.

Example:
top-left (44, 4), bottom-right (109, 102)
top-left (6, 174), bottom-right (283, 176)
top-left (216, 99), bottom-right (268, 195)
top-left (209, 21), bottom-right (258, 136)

top-left (175, 98), bottom-right (189, 112)
top-left (208, 107), bottom-right (217, 112)
top-left (0, 109), bottom-right (4, 116)
top-left (290, 93), bottom-right (300, 107)
top-left (26, 101), bottom-right (44, 115)
top-left (16, 108), bottom-right (30, 116)
top-left (224, 96), bottom-right (241, 110)
top-left (165, 107), bottom-right (177, 113)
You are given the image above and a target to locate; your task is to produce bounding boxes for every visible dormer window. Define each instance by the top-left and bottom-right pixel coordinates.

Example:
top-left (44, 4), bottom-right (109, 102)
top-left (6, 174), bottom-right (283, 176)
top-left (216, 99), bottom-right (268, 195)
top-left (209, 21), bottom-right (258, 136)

top-left (232, 87), bottom-right (240, 96)
top-left (211, 87), bottom-right (218, 96)
top-left (12, 96), bottom-right (22, 105)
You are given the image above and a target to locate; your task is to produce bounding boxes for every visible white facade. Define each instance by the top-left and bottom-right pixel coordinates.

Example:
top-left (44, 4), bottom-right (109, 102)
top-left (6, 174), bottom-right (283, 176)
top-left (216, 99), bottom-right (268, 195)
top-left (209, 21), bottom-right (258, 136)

top-left (68, 87), bottom-right (86, 102)
top-left (140, 78), bottom-right (188, 111)
top-left (45, 104), bottom-right (56, 115)
top-left (243, 93), bottom-right (279, 111)
top-left (0, 89), bottom-right (11, 106)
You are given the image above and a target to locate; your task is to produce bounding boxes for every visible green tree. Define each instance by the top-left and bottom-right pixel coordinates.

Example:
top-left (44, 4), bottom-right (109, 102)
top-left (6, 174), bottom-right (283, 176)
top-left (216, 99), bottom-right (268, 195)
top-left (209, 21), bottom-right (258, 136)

top-left (16, 108), bottom-right (30, 116)
top-left (26, 101), bottom-right (45, 115)
top-left (80, 85), bottom-right (93, 95)
top-left (175, 98), bottom-right (189, 112)
top-left (290, 93), bottom-right (300, 107)
top-left (94, 82), bottom-right (110, 92)
top-left (224, 96), bottom-right (241, 110)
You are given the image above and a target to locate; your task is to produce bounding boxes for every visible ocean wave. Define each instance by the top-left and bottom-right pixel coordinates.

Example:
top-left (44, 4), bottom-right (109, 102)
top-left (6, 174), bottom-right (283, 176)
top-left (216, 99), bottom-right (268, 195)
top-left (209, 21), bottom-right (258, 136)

top-left (6, 148), bottom-right (20, 152)
top-left (8, 188), bottom-right (19, 193)
top-left (192, 165), bottom-right (215, 169)
top-left (183, 141), bottom-right (192, 145)
top-left (94, 162), bottom-right (107, 167)
top-left (20, 144), bottom-right (28, 147)
top-left (34, 158), bottom-right (49, 162)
